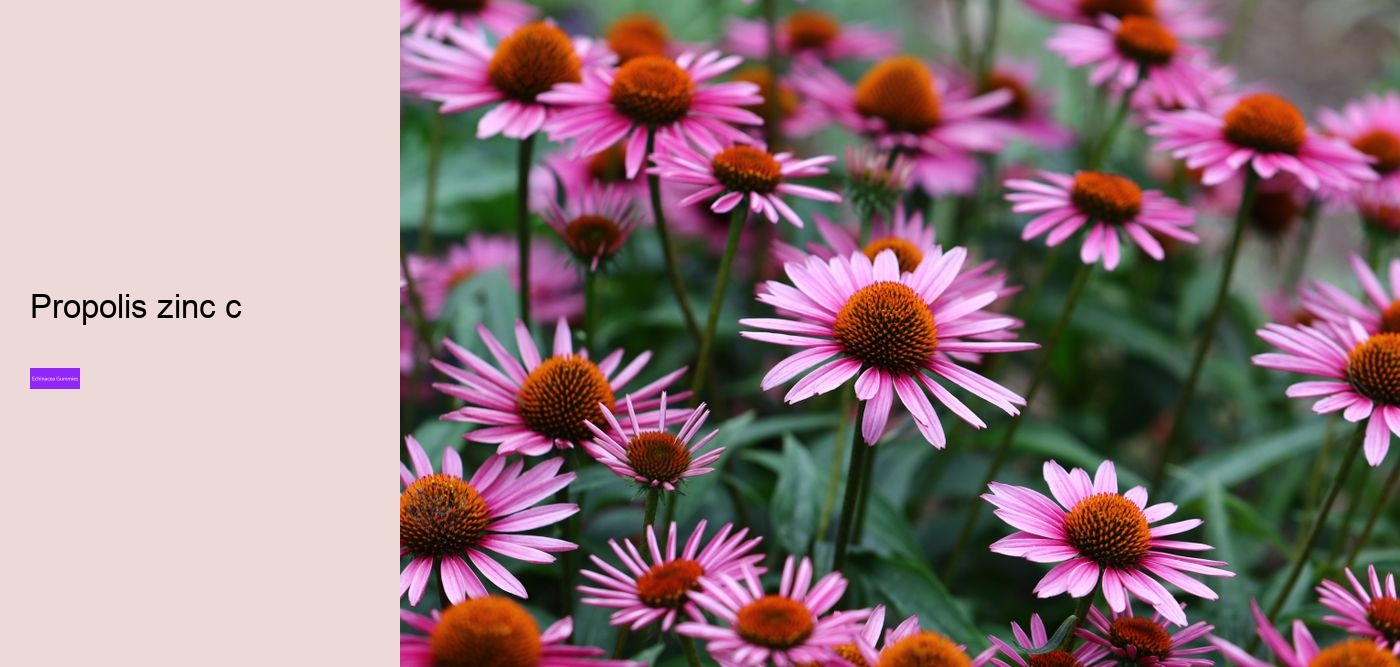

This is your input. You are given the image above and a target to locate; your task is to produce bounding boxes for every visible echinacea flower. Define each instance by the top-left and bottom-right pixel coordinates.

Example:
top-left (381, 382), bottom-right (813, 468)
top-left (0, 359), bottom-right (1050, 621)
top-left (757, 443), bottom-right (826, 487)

top-left (1149, 92), bottom-right (1377, 191)
top-left (532, 143), bottom-right (646, 211)
top-left (844, 144), bottom-right (917, 218)
top-left (399, 436), bottom-right (577, 604)
top-left (1301, 253), bottom-right (1400, 335)
top-left (1021, 0), bottom-right (1224, 40)
top-left (399, 0), bottom-right (535, 40)
top-left (1253, 317), bottom-right (1400, 466)
top-left (1359, 185), bottom-right (1400, 236)
top-left (984, 460), bottom-right (1233, 626)
top-left (1078, 604), bottom-right (1215, 667)
top-left (795, 56), bottom-right (1012, 196)
top-left (541, 185), bottom-right (642, 271)
top-left (677, 556), bottom-right (869, 666)
top-left (583, 393), bottom-right (723, 490)
top-left (433, 318), bottom-right (687, 456)
top-left (975, 61), bottom-right (1074, 148)
top-left (578, 520), bottom-right (765, 631)
top-left (405, 233), bottom-right (581, 321)
top-left (725, 10), bottom-right (897, 63)
top-left (540, 51), bottom-right (763, 178)
top-left (1047, 15), bottom-right (1219, 110)
top-left (773, 205), bottom-right (938, 272)
top-left (605, 13), bottom-right (671, 64)
top-left (854, 613), bottom-right (999, 667)
top-left (742, 249), bottom-right (1036, 447)
top-left (400, 22), bottom-right (612, 139)
top-left (730, 66), bottom-right (830, 139)
top-left (400, 596), bottom-right (643, 667)
top-left (1320, 92), bottom-right (1400, 188)
top-left (1212, 601), bottom-right (1400, 667)
top-left (990, 613), bottom-right (1113, 667)
top-left (1004, 170), bottom-right (1198, 270)
top-left (649, 139), bottom-right (840, 227)
top-left (1317, 564), bottom-right (1400, 653)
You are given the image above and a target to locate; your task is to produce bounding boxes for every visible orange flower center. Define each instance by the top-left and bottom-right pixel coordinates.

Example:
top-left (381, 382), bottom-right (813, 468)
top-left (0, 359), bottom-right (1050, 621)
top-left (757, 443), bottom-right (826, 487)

top-left (835, 643), bottom-right (871, 667)
top-left (1249, 191), bottom-right (1301, 236)
top-left (1078, 0), bottom-right (1157, 19)
top-left (736, 596), bottom-right (815, 649)
top-left (733, 66), bottom-right (800, 121)
top-left (1113, 16), bottom-right (1178, 65)
top-left (430, 596), bottom-right (543, 667)
top-left (516, 355), bottom-right (617, 443)
top-left (1346, 333), bottom-right (1400, 406)
top-left (625, 431), bottom-right (692, 483)
top-left (1109, 616), bottom-right (1174, 659)
top-left (420, 0), bottom-right (489, 12)
top-left (635, 558), bottom-right (705, 608)
top-left (834, 282), bottom-right (939, 374)
top-left (712, 146), bottom-right (784, 194)
top-left (1030, 650), bottom-right (1085, 667)
top-left (609, 55), bottom-right (695, 126)
top-left (878, 631), bottom-right (971, 667)
top-left (863, 237), bottom-right (926, 273)
top-left (1306, 640), bottom-right (1400, 667)
top-left (787, 10), bottom-right (842, 50)
top-left (586, 144), bottom-right (629, 184)
top-left (1223, 93), bottom-right (1307, 155)
top-left (982, 71), bottom-right (1033, 119)
top-left (1368, 597), bottom-right (1400, 643)
top-left (607, 14), bottom-right (669, 64)
top-left (487, 22), bottom-right (582, 103)
top-left (563, 215), bottom-right (624, 261)
top-left (1071, 172), bottom-right (1143, 224)
top-left (1353, 129), bottom-right (1400, 175)
top-left (1064, 493), bottom-right (1152, 567)
top-left (1363, 201), bottom-right (1400, 235)
top-left (1380, 301), bottom-right (1400, 334)
top-left (855, 56), bottom-right (943, 134)
top-left (401, 474), bottom-right (489, 557)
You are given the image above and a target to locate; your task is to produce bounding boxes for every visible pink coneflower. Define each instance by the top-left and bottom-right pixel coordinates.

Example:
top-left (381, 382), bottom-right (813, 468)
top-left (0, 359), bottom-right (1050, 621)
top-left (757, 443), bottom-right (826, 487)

top-left (1021, 0), bottom-right (1224, 40)
top-left (1317, 565), bottom-right (1400, 653)
top-left (400, 22), bottom-right (612, 139)
top-left (399, 436), bottom-right (577, 604)
top-left (1047, 16), bottom-right (1219, 110)
top-left (1253, 317), bottom-right (1400, 466)
top-left (730, 66), bottom-right (831, 140)
top-left (432, 318), bottom-right (687, 456)
top-left (1212, 601), bottom-right (1400, 667)
top-left (1148, 92), bottom-right (1378, 191)
top-left (604, 13), bottom-right (671, 64)
top-left (1359, 185), bottom-right (1400, 236)
top-left (1320, 92), bottom-right (1400, 188)
top-left (1300, 253), bottom-right (1400, 334)
top-left (854, 612), bottom-right (999, 667)
top-left (1078, 604), bottom-right (1215, 667)
top-left (975, 61), bottom-right (1074, 148)
top-left (531, 143), bottom-right (646, 211)
top-left (406, 233), bottom-right (581, 322)
top-left (541, 185), bottom-right (642, 271)
top-left (648, 139), bottom-right (839, 227)
top-left (1004, 170), bottom-right (1198, 270)
top-left (399, 0), bottom-right (535, 40)
top-left (725, 10), bottom-right (897, 62)
top-left (741, 249), bottom-right (1037, 448)
top-left (578, 520), bottom-right (765, 631)
top-left (401, 596), bottom-right (643, 667)
top-left (989, 613), bottom-right (1113, 667)
top-left (540, 52), bottom-right (763, 179)
top-left (794, 57), bottom-right (1011, 196)
top-left (984, 460), bottom-right (1233, 626)
top-left (1195, 171), bottom-right (1310, 241)
top-left (773, 206), bottom-right (938, 271)
top-left (843, 144), bottom-right (917, 218)
top-left (676, 556), bottom-right (869, 666)
top-left (583, 393), bottom-right (722, 490)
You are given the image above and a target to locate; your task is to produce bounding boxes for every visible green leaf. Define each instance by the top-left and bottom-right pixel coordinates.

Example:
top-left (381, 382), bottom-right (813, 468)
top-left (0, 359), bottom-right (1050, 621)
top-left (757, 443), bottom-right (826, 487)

top-left (862, 493), bottom-right (925, 563)
top-left (772, 435), bottom-right (820, 554)
top-left (864, 555), bottom-right (984, 649)
top-left (1013, 422), bottom-right (1147, 488)
top-left (445, 268), bottom-right (520, 345)
top-left (1168, 420), bottom-right (1329, 503)
top-left (1204, 477), bottom-right (1251, 642)
top-left (1029, 616), bottom-right (1079, 654)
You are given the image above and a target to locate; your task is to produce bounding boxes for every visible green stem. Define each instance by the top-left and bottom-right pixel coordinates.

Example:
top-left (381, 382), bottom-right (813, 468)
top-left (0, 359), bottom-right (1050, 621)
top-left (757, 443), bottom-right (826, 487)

top-left (1061, 591), bottom-right (1098, 650)
top-left (975, 0), bottom-right (1002, 86)
top-left (1220, 0), bottom-right (1259, 63)
top-left (646, 127), bottom-right (702, 342)
top-left (817, 391), bottom-right (856, 540)
top-left (1329, 464), bottom-right (1371, 564)
top-left (1303, 415), bottom-right (1338, 518)
top-left (419, 111), bottom-right (444, 254)
top-left (952, 0), bottom-right (973, 69)
top-left (643, 487), bottom-right (661, 530)
top-left (852, 430), bottom-right (879, 542)
top-left (1088, 80), bottom-right (1142, 170)
top-left (944, 260), bottom-right (1094, 580)
top-left (517, 134), bottom-right (537, 329)
top-left (1284, 200), bottom-right (1320, 290)
top-left (691, 207), bottom-right (747, 400)
top-left (1151, 170), bottom-right (1259, 489)
top-left (1261, 424), bottom-right (1365, 629)
top-left (680, 635), bottom-right (704, 667)
top-left (1347, 458), bottom-right (1400, 568)
top-left (584, 270), bottom-right (599, 358)
top-left (611, 627), bottom-right (631, 659)
top-left (833, 401), bottom-right (869, 572)
top-left (761, 0), bottom-right (781, 149)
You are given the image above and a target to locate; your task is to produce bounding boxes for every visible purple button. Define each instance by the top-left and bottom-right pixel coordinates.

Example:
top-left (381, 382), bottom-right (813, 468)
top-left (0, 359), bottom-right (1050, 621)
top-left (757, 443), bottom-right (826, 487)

top-left (31, 368), bottom-right (80, 389)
